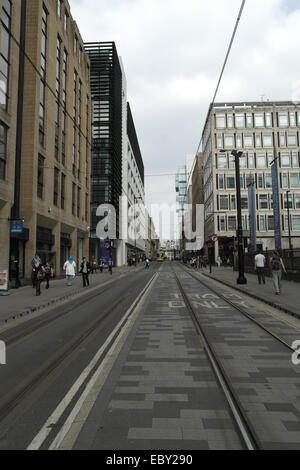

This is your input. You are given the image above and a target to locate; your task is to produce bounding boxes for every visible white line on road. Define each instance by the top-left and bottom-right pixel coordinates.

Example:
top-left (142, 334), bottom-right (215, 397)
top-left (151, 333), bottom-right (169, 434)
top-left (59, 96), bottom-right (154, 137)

top-left (27, 272), bottom-right (158, 450)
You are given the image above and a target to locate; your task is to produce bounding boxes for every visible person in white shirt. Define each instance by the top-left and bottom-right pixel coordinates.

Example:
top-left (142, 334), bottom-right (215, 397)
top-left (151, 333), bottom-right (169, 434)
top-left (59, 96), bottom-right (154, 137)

top-left (254, 250), bottom-right (266, 285)
top-left (63, 256), bottom-right (76, 286)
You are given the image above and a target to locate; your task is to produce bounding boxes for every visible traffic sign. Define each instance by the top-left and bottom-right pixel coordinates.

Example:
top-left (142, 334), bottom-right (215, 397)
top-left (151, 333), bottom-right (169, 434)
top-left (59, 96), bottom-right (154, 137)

top-left (10, 219), bottom-right (23, 234)
top-left (210, 235), bottom-right (218, 243)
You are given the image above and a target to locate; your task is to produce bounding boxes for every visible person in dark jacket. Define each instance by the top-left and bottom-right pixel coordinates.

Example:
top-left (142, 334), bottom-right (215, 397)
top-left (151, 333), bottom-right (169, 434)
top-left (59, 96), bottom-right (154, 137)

top-left (44, 261), bottom-right (51, 289)
top-left (32, 259), bottom-right (45, 296)
top-left (80, 257), bottom-right (91, 287)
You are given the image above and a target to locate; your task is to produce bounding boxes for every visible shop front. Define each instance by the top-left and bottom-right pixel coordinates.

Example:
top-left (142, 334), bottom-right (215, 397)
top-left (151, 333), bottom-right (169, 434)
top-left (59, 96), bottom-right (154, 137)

top-left (60, 233), bottom-right (72, 274)
top-left (36, 226), bottom-right (56, 273)
top-left (9, 228), bottom-right (30, 284)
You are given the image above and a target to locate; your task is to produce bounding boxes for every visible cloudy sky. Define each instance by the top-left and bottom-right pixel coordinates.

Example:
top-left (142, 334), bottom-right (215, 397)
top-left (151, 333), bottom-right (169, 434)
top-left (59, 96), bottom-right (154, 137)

top-left (69, 0), bottom-right (300, 239)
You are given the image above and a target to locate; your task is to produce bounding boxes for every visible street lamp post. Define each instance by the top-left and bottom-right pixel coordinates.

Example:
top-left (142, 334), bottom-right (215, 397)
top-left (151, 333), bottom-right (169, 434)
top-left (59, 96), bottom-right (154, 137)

top-left (221, 149), bottom-right (247, 285)
top-left (286, 190), bottom-right (294, 270)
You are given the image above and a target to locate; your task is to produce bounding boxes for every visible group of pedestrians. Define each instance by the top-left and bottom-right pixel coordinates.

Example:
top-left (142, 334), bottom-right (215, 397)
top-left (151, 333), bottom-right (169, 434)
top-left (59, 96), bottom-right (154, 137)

top-left (254, 249), bottom-right (287, 295)
top-left (31, 254), bottom-right (114, 296)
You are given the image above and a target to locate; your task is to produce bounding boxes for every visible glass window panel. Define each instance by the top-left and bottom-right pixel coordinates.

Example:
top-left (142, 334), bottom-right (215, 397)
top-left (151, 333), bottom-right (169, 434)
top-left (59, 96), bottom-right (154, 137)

top-left (290, 173), bottom-right (300, 188)
top-left (246, 113), bottom-right (253, 128)
top-left (241, 197), bottom-right (248, 210)
top-left (295, 194), bottom-right (300, 209)
top-left (279, 132), bottom-right (286, 147)
top-left (229, 155), bottom-right (235, 169)
top-left (292, 152), bottom-right (299, 168)
top-left (254, 114), bottom-right (264, 127)
top-left (290, 112), bottom-right (296, 127)
top-left (278, 112), bottom-right (288, 127)
top-left (257, 154), bottom-right (266, 169)
top-left (263, 133), bottom-right (273, 147)
top-left (281, 153), bottom-right (291, 168)
top-left (227, 114), bottom-right (233, 128)
top-left (259, 215), bottom-right (266, 231)
top-left (265, 113), bottom-right (272, 127)
top-left (219, 216), bottom-right (226, 232)
top-left (226, 175), bottom-right (235, 189)
top-left (216, 114), bottom-right (226, 128)
top-left (255, 133), bottom-right (262, 147)
top-left (265, 174), bottom-right (272, 188)
top-left (235, 114), bottom-right (245, 128)
top-left (219, 196), bottom-right (229, 210)
top-left (218, 174), bottom-right (224, 189)
top-left (281, 173), bottom-right (288, 189)
top-left (216, 134), bottom-right (223, 149)
top-left (287, 133), bottom-right (297, 147)
top-left (268, 216), bottom-right (274, 231)
top-left (217, 155), bottom-right (227, 169)
top-left (259, 194), bottom-right (268, 209)
top-left (292, 216), bottom-right (300, 231)
top-left (244, 133), bottom-right (253, 148)
top-left (240, 155), bottom-right (247, 168)
top-left (248, 153), bottom-right (255, 169)
top-left (231, 195), bottom-right (236, 210)
top-left (224, 134), bottom-right (234, 147)
top-left (228, 217), bottom-right (236, 231)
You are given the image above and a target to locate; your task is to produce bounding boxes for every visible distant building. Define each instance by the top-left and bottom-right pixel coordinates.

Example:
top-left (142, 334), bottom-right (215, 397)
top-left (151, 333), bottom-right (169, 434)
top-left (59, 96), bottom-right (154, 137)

top-left (85, 42), bottom-right (145, 266)
top-left (202, 101), bottom-right (300, 261)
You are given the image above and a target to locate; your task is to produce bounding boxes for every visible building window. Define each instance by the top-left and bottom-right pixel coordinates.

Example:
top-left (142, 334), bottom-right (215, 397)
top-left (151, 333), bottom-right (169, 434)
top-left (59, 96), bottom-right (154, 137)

top-left (216, 114), bottom-right (226, 129)
top-left (224, 134), bottom-right (234, 148)
top-left (281, 153), bottom-right (291, 168)
top-left (290, 112), bottom-right (296, 127)
top-left (217, 154), bottom-right (227, 169)
top-left (64, 9), bottom-right (69, 33)
top-left (290, 173), bottom-right (300, 188)
top-left (216, 134), bottom-right (223, 149)
top-left (241, 196), bottom-right (248, 210)
top-left (228, 216), bottom-right (236, 231)
top-left (292, 216), bottom-right (300, 231)
top-left (227, 114), bottom-right (234, 128)
top-left (61, 173), bottom-right (65, 209)
top-left (74, 34), bottom-right (78, 56)
top-left (281, 173), bottom-right (288, 189)
top-left (265, 113), bottom-right (272, 127)
top-left (259, 215), bottom-right (266, 231)
top-left (219, 216), bottom-right (226, 232)
top-left (235, 114), bottom-right (245, 128)
top-left (248, 153), bottom-right (255, 169)
top-left (295, 194), bottom-right (300, 209)
top-left (218, 174), bottom-right (224, 189)
top-left (265, 174), bottom-right (272, 188)
top-left (278, 112), bottom-right (288, 127)
top-left (72, 183), bottom-right (76, 215)
top-left (37, 154), bottom-right (44, 198)
top-left (257, 173), bottom-right (264, 189)
top-left (77, 186), bottom-right (81, 217)
top-left (0, 0), bottom-right (11, 110)
top-left (256, 154), bottom-right (266, 169)
top-left (268, 216), bottom-right (274, 231)
top-left (287, 133), bottom-right (297, 147)
top-left (255, 133), bottom-right (262, 148)
top-left (263, 133), bottom-right (273, 147)
top-left (54, 167), bottom-right (59, 206)
top-left (0, 122), bottom-right (7, 179)
top-left (219, 195), bottom-right (229, 211)
top-left (246, 113), bottom-right (253, 128)
top-left (85, 193), bottom-right (88, 222)
top-left (259, 194), bottom-right (268, 209)
top-left (39, 6), bottom-right (48, 146)
top-left (254, 114), bottom-right (264, 127)
top-left (236, 133), bottom-right (242, 148)
top-left (226, 174), bottom-right (235, 189)
top-left (284, 193), bottom-right (293, 209)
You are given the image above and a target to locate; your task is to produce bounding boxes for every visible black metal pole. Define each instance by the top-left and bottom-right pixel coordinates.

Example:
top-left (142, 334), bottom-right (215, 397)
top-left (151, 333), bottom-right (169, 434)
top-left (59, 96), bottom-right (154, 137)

top-left (286, 191), bottom-right (294, 270)
top-left (234, 150), bottom-right (247, 285)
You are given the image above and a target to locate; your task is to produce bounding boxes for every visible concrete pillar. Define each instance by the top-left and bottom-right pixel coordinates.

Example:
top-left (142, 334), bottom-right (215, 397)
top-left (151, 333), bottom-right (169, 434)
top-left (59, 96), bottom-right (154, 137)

top-left (52, 221), bottom-right (61, 276)
top-left (24, 211), bottom-right (37, 279)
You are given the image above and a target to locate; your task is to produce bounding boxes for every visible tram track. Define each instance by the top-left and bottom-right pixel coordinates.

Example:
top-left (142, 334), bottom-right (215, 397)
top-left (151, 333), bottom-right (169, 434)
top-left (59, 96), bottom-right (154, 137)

top-left (182, 265), bottom-right (295, 352)
top-left (171, 265), bottom-right (261, 450)
top-left (0, 271), bottom-right (157, 433)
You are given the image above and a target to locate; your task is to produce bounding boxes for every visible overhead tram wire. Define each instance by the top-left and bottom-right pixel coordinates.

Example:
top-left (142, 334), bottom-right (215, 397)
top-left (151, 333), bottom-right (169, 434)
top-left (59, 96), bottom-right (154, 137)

top-left (189, 0), bottom-right (247, 184)
top-left (145, 1), bottom-right (247, 183)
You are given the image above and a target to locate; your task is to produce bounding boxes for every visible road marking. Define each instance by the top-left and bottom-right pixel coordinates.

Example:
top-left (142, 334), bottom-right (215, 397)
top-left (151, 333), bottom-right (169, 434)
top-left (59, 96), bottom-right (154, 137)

top-left (27, 272), bottom-right (158, 451)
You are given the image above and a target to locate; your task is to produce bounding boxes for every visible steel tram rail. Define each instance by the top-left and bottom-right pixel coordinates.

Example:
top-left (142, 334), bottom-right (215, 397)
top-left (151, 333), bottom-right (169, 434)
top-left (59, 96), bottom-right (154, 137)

top-left (171, 265), bottom-right (261, 450)
top-left (182, 265), bottom-right (294, 352)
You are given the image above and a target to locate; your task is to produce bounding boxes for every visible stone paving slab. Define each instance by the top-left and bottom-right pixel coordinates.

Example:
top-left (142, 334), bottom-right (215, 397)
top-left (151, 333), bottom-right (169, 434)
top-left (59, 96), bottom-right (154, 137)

top-left (196, 266), bottom-right (300, 318)
top-left (72, 267), bottom-right (244, 450)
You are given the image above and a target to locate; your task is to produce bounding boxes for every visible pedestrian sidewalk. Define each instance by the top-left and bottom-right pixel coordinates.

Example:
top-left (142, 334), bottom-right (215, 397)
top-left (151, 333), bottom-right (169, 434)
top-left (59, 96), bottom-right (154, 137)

top-left (0, 265), bottom-right (144, 325)
top-left (191, 267), bottom-right (300, 319)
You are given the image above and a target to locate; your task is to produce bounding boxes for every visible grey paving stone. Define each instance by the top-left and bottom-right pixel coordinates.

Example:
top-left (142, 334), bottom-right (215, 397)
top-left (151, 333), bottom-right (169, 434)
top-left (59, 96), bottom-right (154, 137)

top-left (202, 419), bottom-right (236, 430)
top-left (265, 403), bottom-right (299, 413)
top-left (282, 421), bottom-right (300, 432)
top-left (111, 393), bottom-right (146, 401)
top-left (128, 427), bottom-right (182, 440)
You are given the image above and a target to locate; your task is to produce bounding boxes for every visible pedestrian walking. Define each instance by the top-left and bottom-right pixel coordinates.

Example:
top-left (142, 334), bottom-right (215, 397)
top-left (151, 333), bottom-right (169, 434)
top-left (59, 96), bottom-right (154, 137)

top-left (31, 254), bottom-right (42, 287)
top-left (99, 259), bottom-right (104, 273)
top-left (145, 258), bottom-right (150, 269)
top-left (254, 250), bottom-right (266, 285)
top-left (269, 250), bottom-right (287, 295)
top-left (108, 257), bottom-right (113, 275)
top-left (91, 256), bottom-right (97, 274)
top-left (32, 259), bottom-right (45, 296)
top-left (80, 257), bottom-right (91, 287)
top-left (44, 261), bottom-right (52, 290)
top-left (216, 256), bottom-right (221, 268)
top-left (63, 256), bottom-right (76, 286)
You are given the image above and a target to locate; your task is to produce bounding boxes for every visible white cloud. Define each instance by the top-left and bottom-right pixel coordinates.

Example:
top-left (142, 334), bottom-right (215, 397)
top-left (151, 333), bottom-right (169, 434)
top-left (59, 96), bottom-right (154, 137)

top-left (69, 0), bottom-right (300, 238)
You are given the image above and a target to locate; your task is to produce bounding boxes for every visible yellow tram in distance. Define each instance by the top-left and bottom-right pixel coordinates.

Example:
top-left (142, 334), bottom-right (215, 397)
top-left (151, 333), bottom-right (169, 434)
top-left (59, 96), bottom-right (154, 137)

top-left (156, 255), bottom-right (165, 262)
